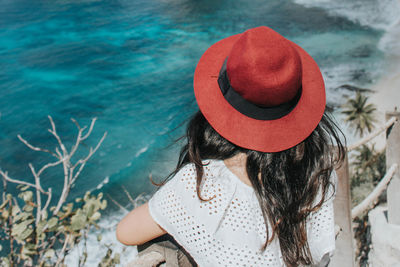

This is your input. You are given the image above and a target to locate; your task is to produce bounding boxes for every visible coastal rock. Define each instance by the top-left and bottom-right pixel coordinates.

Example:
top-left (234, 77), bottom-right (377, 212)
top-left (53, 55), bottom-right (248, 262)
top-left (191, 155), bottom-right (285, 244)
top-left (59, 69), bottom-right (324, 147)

top-left (368, 205), bottom-right (400, 267)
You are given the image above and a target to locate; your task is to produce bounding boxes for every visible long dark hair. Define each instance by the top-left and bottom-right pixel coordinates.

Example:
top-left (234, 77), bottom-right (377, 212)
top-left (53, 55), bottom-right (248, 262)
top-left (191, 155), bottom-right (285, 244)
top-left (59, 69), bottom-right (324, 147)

top-left (166, 110), bottom-right (345, 266)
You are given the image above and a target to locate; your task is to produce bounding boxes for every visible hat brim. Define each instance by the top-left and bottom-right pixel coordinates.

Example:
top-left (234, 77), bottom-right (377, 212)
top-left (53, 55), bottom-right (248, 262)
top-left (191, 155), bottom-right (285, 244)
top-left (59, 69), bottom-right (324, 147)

top-left (193, 33), bottom-right (326, 152)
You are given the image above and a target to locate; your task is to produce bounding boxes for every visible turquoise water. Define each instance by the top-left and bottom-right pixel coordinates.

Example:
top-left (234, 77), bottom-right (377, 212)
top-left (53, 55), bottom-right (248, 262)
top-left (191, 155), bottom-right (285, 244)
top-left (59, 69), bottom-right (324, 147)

top-left (0, 0), bottom-right (393, 208)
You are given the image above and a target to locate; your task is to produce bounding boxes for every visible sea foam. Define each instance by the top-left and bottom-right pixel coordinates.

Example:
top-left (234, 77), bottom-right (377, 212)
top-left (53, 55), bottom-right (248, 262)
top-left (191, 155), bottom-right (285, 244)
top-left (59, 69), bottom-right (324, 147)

top-left (293, 0), bottom-right (400, 31)
top-left (64, 208), bottom-right (138, 266)
top-left (293, 0), bottom-right (400, 56)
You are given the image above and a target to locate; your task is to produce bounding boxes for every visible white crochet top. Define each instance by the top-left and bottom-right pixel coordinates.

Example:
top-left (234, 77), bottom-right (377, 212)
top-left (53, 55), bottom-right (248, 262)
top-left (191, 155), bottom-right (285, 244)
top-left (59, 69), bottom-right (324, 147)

top-left (148, 159), bottom-right (336, 266)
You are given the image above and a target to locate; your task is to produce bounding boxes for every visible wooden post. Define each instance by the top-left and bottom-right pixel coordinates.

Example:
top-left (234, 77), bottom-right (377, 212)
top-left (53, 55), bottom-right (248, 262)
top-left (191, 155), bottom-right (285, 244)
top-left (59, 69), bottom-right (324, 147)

top-left (330, 155), bottom-right (355, 266)
top-left (386, 110), bottom-right (400, 225)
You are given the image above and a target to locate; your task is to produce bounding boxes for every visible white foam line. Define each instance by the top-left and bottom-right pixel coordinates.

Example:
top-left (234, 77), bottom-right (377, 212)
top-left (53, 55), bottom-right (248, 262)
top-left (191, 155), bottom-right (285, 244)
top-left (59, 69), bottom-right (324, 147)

top-left (64, 209), bottom-right (138, 266)
top-left (293, 0), bottom-right (400, 31)
top-left (64, 192), bottom-right (152, 266)
top-left (96, 176), bottom-right (110, 190)
top-left (135, 145), bottom-right (149, 158)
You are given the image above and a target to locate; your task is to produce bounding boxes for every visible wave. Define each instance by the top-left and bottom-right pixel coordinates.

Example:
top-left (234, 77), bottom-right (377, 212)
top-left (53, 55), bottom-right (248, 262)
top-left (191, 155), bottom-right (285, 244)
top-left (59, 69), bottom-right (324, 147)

top-left (293, 0), bottom-right (400, 31)
top-left (378, 19), bottom-right (400, 57)
top-left (96, 176), bottom-right (110, 190)
top-left (294, 0), bottom-right (400, 77)
top-left (135, 145), bottom-right (149, 158)
top-left (64, 193), bottom-right (151, 266)
top-left (64, 208), bottom-right (138, 266)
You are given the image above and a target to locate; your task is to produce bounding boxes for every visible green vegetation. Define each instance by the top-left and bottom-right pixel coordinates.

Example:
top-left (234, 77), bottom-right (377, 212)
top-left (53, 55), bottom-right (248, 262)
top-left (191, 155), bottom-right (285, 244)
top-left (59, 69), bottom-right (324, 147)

top-left (341, 90), bottom-right (384, 206)
top-left (342, 91), bottom-right (377, 137)
top-left (350, 144), bottom-right (386, 206)
top-left (0, 117), bottom-right (120, 267)
top-left (342, 90), bottom-right (385, 267)
top-left (0, 190), bottom-right (113, 266)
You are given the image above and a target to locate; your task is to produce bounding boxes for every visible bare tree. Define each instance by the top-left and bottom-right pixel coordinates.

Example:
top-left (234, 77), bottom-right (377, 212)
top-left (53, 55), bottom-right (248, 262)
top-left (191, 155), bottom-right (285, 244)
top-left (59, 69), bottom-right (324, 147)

top-left (0, 116), bottom-right (110, 266)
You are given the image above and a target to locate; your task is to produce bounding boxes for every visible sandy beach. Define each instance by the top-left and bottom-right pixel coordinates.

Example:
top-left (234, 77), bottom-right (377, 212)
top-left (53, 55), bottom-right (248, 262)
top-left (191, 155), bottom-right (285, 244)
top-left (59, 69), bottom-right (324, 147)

top-left (372, 24), bottom-right (400, 115)
top-left (368, 18), bottom-right (400, 148)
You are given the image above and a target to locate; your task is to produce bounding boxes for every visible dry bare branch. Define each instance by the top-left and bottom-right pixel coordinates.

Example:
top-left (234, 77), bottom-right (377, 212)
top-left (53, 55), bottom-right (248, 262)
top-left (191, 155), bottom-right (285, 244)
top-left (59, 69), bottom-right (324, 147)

top-left (70, 118), bottom-right (82, 131)
top-left (36, 159), bottom-right (64, 177)
top-left (17, 134), bottom-right (59, 159)
top-left (12, 196), bottom-right (21, 212)
top-left (43, 188), bottom-right (52, 214)
top-left (47, 115), bottom-right (67, 156)
top-left (1, 116), bottom-right (107, 266)
top-left (70, 161), bottom-right (86, 186)
top-left (2, 116), bottom-right (106, 223)
top-left (106, 193), bottom-right (128, 213)
top-left (132, 193), bottom-right (147, 208)
top-left (54, 165), bottom-right (71, 215)
top-left (55, 234), bottom-right (71, 267)
top-left (55, 147), bottom-right (62, 158)
top-left (81, 117), bottom-right (97, 141)
top-left (69, 118), bottom-right (87, 160)
top-left (72, 131), bottom-right (107, 171)
top-left (28, 163), bottom-right (45, 192)
top-left (29, 163), bottom-right (43, 224)
top-left (2, 177), bottom-right (7, 202)
top-left (122, 186), bottom-right (136, 206)
top-left (54, 128), bottom-right (107, 215)
top-left (0, 169), bottom-right (46, 194)
top-left (70, 132), bottom-right (107, 185)
top-left (69, 118), bottom-right (97, 160)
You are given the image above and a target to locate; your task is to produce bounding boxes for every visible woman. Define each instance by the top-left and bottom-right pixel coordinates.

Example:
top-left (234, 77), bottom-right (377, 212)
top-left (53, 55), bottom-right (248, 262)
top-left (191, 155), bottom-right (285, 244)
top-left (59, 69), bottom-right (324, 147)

top-left (116, 26), bottom-right (345, 266)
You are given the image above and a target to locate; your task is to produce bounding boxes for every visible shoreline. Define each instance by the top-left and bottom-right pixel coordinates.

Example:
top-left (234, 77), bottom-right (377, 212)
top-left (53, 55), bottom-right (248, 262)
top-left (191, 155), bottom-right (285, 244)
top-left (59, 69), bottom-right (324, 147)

top-left (368, 19), bottom-right (400, 150)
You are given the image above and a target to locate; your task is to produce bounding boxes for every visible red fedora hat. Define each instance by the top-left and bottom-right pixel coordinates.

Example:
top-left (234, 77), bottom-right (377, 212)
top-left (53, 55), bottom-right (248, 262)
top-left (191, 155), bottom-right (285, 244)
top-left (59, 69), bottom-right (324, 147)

top-left (193, 26), bottom-right (326, 152)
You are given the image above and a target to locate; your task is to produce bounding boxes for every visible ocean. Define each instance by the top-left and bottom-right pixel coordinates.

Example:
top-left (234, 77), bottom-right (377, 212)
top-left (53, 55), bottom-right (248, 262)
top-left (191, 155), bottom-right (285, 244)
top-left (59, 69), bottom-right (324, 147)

top-left (0, 0), bottom-right (399, 264)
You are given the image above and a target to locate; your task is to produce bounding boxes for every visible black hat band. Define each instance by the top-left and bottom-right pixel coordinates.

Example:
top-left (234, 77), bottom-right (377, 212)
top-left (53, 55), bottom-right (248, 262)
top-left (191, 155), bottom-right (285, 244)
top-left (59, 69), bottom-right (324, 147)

top-left (217, 58), bottom-right (302, 121)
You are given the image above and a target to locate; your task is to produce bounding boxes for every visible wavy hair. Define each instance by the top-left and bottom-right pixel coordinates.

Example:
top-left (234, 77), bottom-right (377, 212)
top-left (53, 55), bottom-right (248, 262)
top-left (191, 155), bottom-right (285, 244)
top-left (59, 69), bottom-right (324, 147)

top-left (165, 110), bottom-right (345, 266)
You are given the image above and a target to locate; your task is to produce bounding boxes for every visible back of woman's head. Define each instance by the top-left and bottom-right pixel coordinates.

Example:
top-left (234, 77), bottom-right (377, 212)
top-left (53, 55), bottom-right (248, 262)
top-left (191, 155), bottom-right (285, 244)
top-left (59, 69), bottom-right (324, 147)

top-left (171, 110), bottom-right (345, 266)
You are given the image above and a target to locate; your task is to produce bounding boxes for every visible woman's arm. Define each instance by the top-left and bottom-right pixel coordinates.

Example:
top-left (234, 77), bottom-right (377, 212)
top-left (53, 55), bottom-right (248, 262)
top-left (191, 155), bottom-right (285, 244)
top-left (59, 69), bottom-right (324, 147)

top-left (116, 202), bottom-right (166, 246)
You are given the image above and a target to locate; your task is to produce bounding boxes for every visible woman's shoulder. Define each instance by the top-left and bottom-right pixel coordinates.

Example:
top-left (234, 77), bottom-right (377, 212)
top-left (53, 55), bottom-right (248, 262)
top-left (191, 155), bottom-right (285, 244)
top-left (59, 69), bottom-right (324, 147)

top-left (159, 159), bottom-right (237, 202)
top-left (173, 159), bottom-right (227, 180)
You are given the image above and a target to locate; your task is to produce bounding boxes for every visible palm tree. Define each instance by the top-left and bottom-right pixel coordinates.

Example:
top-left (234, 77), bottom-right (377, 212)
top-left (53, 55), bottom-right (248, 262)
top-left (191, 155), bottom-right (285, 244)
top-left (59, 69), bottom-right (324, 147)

top-left (351, 144), bottom-right (386, 187)
top-left (342, 91), bottom-right (377, 137)
top-left (353, 144), bottom-right (375, 171)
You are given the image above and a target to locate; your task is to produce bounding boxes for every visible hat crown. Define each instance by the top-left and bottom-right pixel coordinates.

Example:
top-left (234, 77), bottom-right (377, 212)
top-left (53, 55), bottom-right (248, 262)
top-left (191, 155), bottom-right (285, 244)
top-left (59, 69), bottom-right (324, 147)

top-left (226, 26), bottom-right (302, 107)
